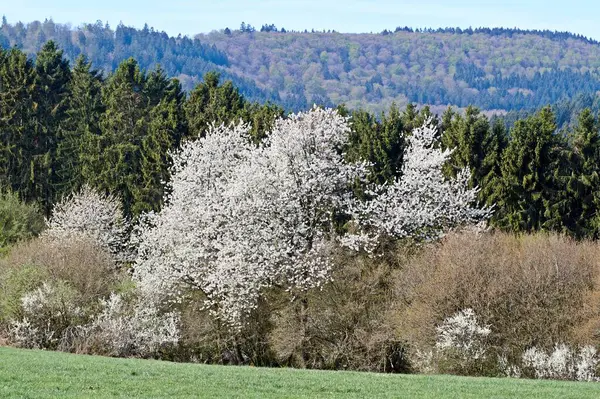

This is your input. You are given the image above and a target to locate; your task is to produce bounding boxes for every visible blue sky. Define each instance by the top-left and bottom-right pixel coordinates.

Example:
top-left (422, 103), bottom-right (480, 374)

top-left (4, 0), bottom-right (600, 40)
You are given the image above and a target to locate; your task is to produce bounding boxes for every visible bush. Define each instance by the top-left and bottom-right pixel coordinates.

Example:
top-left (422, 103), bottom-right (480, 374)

top-left (391, 231), bottom-right (600, 374)
top-left (268, 246), bottom-right (412, 372)
top-left (0, 236), bottom-right (126, 350)
top-left (0, 191), bottom-right (45, 256)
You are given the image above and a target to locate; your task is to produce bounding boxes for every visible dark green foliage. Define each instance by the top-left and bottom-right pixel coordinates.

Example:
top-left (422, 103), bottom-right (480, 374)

top-left (60, 55), bottom-right (104, 195)
top-left (0, 48), bottom-right (38, 203)
top-left (139, 76), bottom-right (188, 213)
top-left (441, 106), bottom-right (490, 184)
top-left (31, 41), bottom-right (72, 215)
top-left (184, 71), bottom-right (246, 138)
top-left (491, 107), bottom-right (566, 232)
top-left (0, 191), bottom-right (45, 255)
top-left (345, 104), bottom-right (408, 185)
top-left (556, 110), bottom-right (600, 238)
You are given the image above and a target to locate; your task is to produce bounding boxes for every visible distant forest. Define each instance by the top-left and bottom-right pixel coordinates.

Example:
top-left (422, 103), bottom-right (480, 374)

top-left (3, 18), bottom-right (600, 114)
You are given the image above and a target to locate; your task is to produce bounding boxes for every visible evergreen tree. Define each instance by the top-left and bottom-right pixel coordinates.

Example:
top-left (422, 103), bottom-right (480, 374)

top-left (441, 106), bottom-right (490, 187)
top-left (345, 104), bottom-right (406, 185)
top-left (32, 41), bottom-right (72, 213)
top-left (552, 109), bottom-right (600, 238)
top-left (94, 58), bottom-right (148, 216)
top-left (0, 48), bottom-right (37, 200)
top-left (60, 55), bottom-right (104, 196)
top-left (138, 76), bottom-right (188, 214)
top-left (491, 107), bottom-right (564, 232)
top-left (478, 119), bottom-right (508, 206)
top-left (184, 71), bottom-right (245, 138)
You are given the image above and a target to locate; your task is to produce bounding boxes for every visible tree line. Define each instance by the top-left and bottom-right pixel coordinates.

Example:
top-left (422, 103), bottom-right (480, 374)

top-left (0, 41), bottom-right (282, 217)
top-left (2, 41), bottom-right (600, 239)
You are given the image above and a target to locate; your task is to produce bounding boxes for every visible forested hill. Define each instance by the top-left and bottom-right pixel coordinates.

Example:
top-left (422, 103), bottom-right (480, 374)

top-left (0, 18), bottom-right (280, 105)
top-left (4, 18), bottom-right (600, 113)
top-left (199, 28), bottom-right (600, 113)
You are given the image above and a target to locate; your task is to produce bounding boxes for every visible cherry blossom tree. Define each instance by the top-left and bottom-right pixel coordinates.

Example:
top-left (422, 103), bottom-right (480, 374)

top-left (133, 108), bottom-right (490, 328)
top-left (351, 118), bottom-right (492, 244)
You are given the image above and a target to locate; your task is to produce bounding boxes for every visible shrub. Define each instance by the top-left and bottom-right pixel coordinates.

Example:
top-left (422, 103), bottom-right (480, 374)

top-left (0, 236), bottom-right (126, 350)
top-left (268, 247), bottom-right (411, 372)
top-left (84, 292), bottom-right (180, 358)
top-left (0, 191), bottom-right (45, 256)
top-left (44, 185), bottom-right (130, 263)
top-left (10, 280), bottom-right (83, 349)
top-left (520, 344), bottom-right (600, 381)
top-left (391, 231), bottom-right (600, 374)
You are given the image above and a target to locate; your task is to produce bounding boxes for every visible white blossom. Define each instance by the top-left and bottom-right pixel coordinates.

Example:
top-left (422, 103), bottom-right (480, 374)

top-left (89, 293), bottom-right (180, 357)
top-left (356, 118), bottom-right (492, 242)
top-left (133, 109), bottom-right (490, 328)
top-left (436, 308), bottom-right (491, 360)
top-left (44, 184), bottom-right (130, 262)
top-left (133, 107), bottom-right (364, 327)
top-left (522, 344), bottom-right (600, 381)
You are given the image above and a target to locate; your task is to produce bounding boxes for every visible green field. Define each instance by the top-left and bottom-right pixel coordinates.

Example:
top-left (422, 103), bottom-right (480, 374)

top-left (0, 347), bottom-right (599, 398)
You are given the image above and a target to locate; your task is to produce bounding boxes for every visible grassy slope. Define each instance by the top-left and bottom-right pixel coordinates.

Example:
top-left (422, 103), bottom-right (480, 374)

top-left (1, 347), bottom-right (599, 398)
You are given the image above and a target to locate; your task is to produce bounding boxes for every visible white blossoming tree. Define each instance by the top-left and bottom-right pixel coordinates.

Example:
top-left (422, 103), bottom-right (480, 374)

top-left (354, 118), bottom-right (492, 243)
top-left (133, 108), bottom-right (490, 328)
top-left (44, 184), bottom-right (130, 262)
top-left (134, 107), bottom-right (364, 327)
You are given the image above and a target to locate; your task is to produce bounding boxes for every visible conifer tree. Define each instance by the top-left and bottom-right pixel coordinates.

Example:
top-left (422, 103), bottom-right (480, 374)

top-left (491, 107), bottom-right (564, 232)
top-left (61, 55), bottom-right (104, 195)
top-left (184, 71), bottom-right (245, 138)
top-left (94, 58), bottom-right (148, 216)
top-left (441, 106), bottom-right (490, 186)
top-left (138, 75), bottom-right (188, 214)
top-left (0, 48), bottom-right (37, 199)
top-left (551, 109), bottom-right (600, 238)
top-left (478, 119), bottom-right (508, 206)
top-left (31, 41), bottom-right (72, 215)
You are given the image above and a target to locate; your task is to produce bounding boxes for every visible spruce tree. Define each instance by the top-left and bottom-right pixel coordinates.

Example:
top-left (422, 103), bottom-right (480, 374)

top-left (0, 48), bottom-right (37, 200)
top-left (60, 55), bottom-right (104, 196)
top-left (31, 41), bottom-right (72, 214)
top-left (478, 119), bottom-right (508, 206)
top-left (491, 107), bottom-right (563, 232)
top-left (94, 58), bottom-right (148, 216)
top-left (554, 109), bottom-right (600, 238)
top-left (184, 71), bottom-right (245, 138)
top-left (441, 105), bottom-right (490, 186)
top-left (138, 76), bottom-right (188, 214)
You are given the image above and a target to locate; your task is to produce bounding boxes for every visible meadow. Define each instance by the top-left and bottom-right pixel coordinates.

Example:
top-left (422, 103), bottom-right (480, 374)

top-left (1, 347), bottom-right (599, 398)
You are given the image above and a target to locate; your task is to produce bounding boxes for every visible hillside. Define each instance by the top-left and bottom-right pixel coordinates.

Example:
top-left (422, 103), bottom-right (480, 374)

top-left (199, 28), bottom-right (600, 113)
top-left (3, 18), bottom-right (600, 113)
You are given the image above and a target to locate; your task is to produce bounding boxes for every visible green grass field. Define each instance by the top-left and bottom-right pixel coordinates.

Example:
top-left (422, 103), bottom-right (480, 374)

top-left (1, 347), bottom-right (599, 398)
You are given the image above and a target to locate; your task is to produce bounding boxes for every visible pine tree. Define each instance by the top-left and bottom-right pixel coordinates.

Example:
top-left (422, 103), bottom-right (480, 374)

top-left (478, 119), bottom-right (508, 206)
top-left (31, 41), bottom-right (71, 215)
top-left (0, 48), bottom-right (37, 199)
top-left (184, 71), bottom-right (245, 138)
top-left (441, 106), bottom-right (490, 187)
top-left (94, 58), bottom-right (148, 217)
top-left (60, 55), bottom-right (104, 195)
top-left (138, 76), bottom-right (188, 214)
top-left (491, 107), bottom-right (564, 232)
top-left (345, 104), bottom-right (406, 185)
top-left (554, 109), bottom-right (600, 238)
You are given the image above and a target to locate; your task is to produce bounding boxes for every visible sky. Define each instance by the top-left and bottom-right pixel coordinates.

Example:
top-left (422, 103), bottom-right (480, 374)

top-left (4, 0), bottom-right (600, 40)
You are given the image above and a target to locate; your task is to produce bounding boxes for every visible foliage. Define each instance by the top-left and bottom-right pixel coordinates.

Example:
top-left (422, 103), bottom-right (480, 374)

top-left (0, 191), bottom-right (45, 255)
top-left (134, 107), bottom-right (368, 327)
top-left (520, 344), bottom-right (600, 381)
top-left (352, 118), bottom-right (491, 244)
